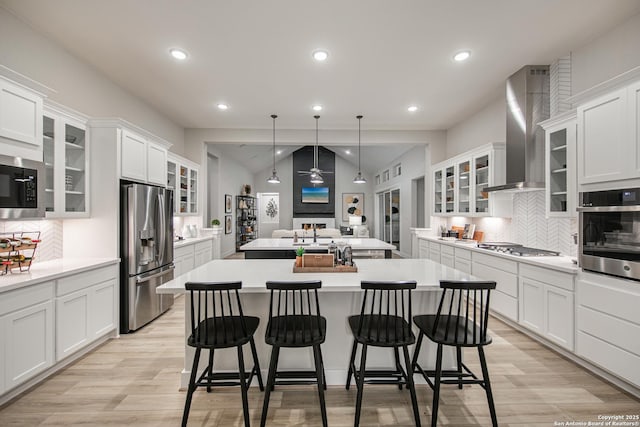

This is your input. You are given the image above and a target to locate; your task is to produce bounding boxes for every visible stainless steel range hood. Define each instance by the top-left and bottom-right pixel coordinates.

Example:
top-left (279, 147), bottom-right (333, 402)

top-left (485, 65), bottom-right (550, 192)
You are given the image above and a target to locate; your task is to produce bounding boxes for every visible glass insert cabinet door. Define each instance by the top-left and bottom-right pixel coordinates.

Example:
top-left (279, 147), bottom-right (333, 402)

top-left (189, 169), bottom-right (198, 213)
top-left (549, 128), bottom-right (568, 213)
top-left (43, 116), bottom-right (55, 212)
top-left (64, 123), bottom-right (86, 213)
top-left (445, 165), bottom-right (455, 213)
top-left (474, 153), bottom-right (490, 214)
top-left (433, 169), bottom-right (443, 214)
top-left (378, 189), bottom-right (400, 251)
top-left (457, 159), bottom-right (470, 213)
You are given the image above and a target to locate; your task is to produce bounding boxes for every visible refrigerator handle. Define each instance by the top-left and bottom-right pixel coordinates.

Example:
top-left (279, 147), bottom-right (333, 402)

top-left (157, 192), bottom-right (166, 264)
top-left (135, 265), bottom-right (175, 284)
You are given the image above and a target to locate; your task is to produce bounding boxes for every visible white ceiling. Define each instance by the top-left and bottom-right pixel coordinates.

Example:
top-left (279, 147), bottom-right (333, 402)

top-left (2, 0), bottom-right (640, 131)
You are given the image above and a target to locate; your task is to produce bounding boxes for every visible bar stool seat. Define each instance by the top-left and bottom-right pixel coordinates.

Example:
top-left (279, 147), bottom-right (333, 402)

top-left (189, 316), bottom-right (260, 348)
top-left (265, 315), bottom-right (326, 347)
top-left (348, 314), bottom-right (415, 347)
top-left (412, 315), bottom-right (492, 347)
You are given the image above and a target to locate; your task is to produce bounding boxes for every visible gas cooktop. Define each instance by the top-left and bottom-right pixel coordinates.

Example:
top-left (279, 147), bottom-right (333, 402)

top-left (477, 242), bottom-right (560, 257)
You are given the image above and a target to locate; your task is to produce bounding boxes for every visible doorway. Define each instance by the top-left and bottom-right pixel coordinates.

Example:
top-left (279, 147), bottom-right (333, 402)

top-left (378, 188), bottom-right (400, 250)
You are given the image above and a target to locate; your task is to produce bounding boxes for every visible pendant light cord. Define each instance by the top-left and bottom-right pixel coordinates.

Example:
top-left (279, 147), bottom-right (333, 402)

top-left (314, 115), bottom-right (320, 168)
top-left (357, 115), bottom-right (362, 173)
top-left (271, 114), bottom-right (277, 171)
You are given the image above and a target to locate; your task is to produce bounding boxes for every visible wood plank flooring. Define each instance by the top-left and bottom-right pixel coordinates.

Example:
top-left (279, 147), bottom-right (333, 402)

top-left (0, 294), bottom-right (638, 426)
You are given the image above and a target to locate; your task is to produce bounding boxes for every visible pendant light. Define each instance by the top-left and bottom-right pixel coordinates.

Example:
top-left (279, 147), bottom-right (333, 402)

top-left (267, 114), bottom-right (280, 184)
top-left (353, 115), bottom-right (367, 184)
top-left (310, 115), bottom-right (324, 184)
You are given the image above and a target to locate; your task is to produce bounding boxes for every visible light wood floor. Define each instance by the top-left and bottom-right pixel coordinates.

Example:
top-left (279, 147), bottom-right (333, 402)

top-left (0, 295), bottom-right (638, 426)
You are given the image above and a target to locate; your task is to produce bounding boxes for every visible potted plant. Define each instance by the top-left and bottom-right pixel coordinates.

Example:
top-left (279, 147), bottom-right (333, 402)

top-left (295, 247), bottom-right (305, 267)
top-left (211, 219), bottom-right (221, 228)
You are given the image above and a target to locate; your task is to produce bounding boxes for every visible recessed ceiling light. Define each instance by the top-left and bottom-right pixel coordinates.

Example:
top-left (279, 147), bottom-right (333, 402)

top-left (407, 105), bottom-right (418, 112)
top-left (312, 50), bottom-right (329, 62)
top-left (345, 150), bottom-right (351, 155)
top-left (169, 48), bottom-right (188, 60)
top-left (453, 50), bottom-right (471, 62)
top-left (312, 105), bottom-right (323, 112)
top-left (276, 150), bottom-right (283, 155)
top-left (217, 103), bottom-right (228, 110)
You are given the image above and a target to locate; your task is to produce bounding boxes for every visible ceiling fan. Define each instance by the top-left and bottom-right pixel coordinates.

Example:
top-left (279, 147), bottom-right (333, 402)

top-left (298, 115), bottom-right (333, 183)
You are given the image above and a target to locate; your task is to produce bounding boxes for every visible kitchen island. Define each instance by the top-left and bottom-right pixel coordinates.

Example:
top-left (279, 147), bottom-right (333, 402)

top-left (240, 237), bottom-right (395, 259)
top-left (157, 258), bottom-right (477, 387)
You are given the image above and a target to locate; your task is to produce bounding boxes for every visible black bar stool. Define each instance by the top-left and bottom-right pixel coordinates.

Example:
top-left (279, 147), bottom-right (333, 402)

top-left (411, 280), bottom-right (498, 427)
top-left (260, 280), bottom-right (327, 427)
top-left (345, 280), bottom-right (421, 427)
top-left (182, 281), bottom-right (264, 427)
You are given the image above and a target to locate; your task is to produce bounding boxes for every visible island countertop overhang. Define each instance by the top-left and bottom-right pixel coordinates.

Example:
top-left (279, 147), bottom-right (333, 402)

top-left (157, 258), bottom-right (478, 294)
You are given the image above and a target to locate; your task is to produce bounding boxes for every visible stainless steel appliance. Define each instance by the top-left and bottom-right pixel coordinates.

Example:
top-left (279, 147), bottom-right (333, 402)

top-left (120, 182), bottom-right (174, 333)
top-left (485, 65), bottom-right (550, 192)
top-left (0, 154), bottom-right (45, 219)
top-left (578, 188), bottom-right (640, 281)
top-left (478, 242), bottom-right (560, 257)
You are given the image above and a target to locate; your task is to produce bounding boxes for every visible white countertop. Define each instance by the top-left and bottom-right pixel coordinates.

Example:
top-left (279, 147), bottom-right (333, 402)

top-left (0, 258), bottom-right (119, 293)
top-left (240, 237), bottom-right (395, 251)
top-left (157, 258), bottom-right (477, 294)
top-left (174, 235), bottom-right (214, 248)
top-left (419, 236), bottom-right (579, 274)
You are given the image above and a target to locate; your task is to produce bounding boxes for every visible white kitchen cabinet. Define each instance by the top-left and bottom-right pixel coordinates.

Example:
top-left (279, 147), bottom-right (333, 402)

top-left (1, 282), bottom-right (55, 393)
top-left (194, 240), bottom-right (213, 268)
top-left (519, 264), bottom-right (575, 350)
top-left (147, 142), bottom-right (167, 186)
top-left (540, 111), bottom-right (577, 218)
top-left (55, 265), bottom-right (118, 361)
top-left (577, 79), bottom-right (640, 189)
top-left (576, 271), bottom-right (640, 388)
top-left (432, 143), bottom-right (508, 217)
top-left (0, 76), bottom-right (44, 162)
top-left (454, 247), bottom-right (472, 274)
top-left (174, 244), bottom-right (196, 278)
top-left (418, 239), bottom-right (429, 259)
top-left (472, 253), bottom-right (518, 321)
top-left (168, 153), bottom-right (199, 215)
top-left (121, 129), bottom-right (147, 182)
top-left (43, 103), bottom-right (90, 217)
top-left (440, 244), bottom-right (455, 268)
top-left (428, 242), bottom-right (441, 263)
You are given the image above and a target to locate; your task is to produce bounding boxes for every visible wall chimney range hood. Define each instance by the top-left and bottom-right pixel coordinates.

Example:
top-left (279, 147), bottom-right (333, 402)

top-left (485, 65), bottom-right (550, 193)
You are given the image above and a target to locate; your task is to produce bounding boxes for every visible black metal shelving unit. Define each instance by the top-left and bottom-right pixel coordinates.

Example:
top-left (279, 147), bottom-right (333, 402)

top-left (236, 195), bottom-right (257, 251)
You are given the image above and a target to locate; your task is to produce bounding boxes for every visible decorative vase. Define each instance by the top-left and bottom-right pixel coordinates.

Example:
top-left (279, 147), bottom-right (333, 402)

top-left (295, 256), bottom-right (302, 268)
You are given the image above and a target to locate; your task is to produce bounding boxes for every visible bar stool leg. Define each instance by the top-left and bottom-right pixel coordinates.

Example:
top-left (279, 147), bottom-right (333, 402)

top-left (237, 345), bottom-right (251, 427)
top-left (206, 348), bottom-right (215, 392)
top-left (478, 346), bottom-right (498, 427)
top-left (260, 346), bottom-right (280, 427)
top-left (411, 332), bottom-right (424, 372)
top-left (402, 345), bottom-right (422, 427)
top-left (313, 344), bottom-right (328, 427)
top-left (394, 347), bottom-right (403, 390)
top-left (354, 343), bottom-right (368, 427)
top-left (318, 346), bottom-right (327, 390)
top-left (456, 346), bottom-right (463, 389)
top-left (182, 347), bottom-right (202, 427)
top-left (346, 340), bottom-right (358, 390)
top-left (249, 337), bottom-right (265, 391)
top-left (431, 344), bottom-right (443, 427)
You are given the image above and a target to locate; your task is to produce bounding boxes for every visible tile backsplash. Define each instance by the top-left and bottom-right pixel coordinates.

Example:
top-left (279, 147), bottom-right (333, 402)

top-left (432, 190), bottom-right (578, 256)
top-left (0, 220), bottom-right (63, 262)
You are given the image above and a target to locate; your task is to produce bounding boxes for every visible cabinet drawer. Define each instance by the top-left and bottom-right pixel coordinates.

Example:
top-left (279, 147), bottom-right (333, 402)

top-left (454, 247), bottom-right (471, 260)
top-left (473, 252), bottom-right (518, 274)
top-left (56, 265), bottom-right (118, 297)
top-left (441, 245), bottom-right (454, 256)
top-left (577, 305), bottom-right (640, 357)
top-left (472, 262), bottom-right (518, 297)
top-left (174, 244), bottom-right (194, 259)
top-left (455, 258), bottom-right (472, 274)
top-left (440, 253), bottom-right (455, 268)
top-left (577, 330), bottom-right (640, 388)
top-left (520, 263), bottom-right (574, 291)
top-left (194, 240), bottom-right (212, 253)
top-left (0, 282), bottom-right (54, 316)
top-left (490, 290), bottom-right (518, 321)
top-left (578, 276), bottom-right (640, 325)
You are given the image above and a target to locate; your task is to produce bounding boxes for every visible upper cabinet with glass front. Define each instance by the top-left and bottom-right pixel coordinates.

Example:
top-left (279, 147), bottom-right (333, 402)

top-left (167, 153), bottom-right (199, 216)
top-left (540, 111), bottom-right (577, 218)
top-left (43, 103), bottom-right (89, 218)
top-left (432, 143), bottom-right (507, 217)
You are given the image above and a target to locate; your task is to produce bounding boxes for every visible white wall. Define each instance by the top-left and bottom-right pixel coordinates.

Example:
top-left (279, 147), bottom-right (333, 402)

top-left (0, 7), bottom-right (184, 150)
top-left (253, 156), bottom-right (294, 237)
top-left (571, 12), bottom-right (640, 94)
top-left (445, 97), bottom-right (505, 158)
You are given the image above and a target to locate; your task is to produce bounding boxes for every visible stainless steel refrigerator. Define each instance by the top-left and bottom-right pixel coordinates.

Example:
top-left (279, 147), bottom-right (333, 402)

top-left (120, 182), bottom-right (174, 333)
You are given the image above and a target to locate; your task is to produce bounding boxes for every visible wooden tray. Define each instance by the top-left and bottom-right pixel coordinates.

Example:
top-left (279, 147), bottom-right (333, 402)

top-left (293, 263), bottom-right (358, 273)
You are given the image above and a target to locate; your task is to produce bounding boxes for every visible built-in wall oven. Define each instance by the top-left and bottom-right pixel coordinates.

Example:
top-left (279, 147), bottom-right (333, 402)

top-left (0, 154), bottom-right (45, 219)
top-left (578, 188), bottom-right (640, 281)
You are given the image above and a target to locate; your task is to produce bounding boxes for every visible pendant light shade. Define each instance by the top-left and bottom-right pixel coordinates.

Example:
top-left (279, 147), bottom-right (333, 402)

top-left (267, 114), bottom-right (280, 184)
top-left (353, 115), bottom-right (366, 184)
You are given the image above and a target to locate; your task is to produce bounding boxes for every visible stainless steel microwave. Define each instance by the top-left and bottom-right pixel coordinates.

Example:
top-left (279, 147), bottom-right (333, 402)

top-left (0, 154), bottom-right (45, 219)
top-left (578, 188), bottom-right (640, 281)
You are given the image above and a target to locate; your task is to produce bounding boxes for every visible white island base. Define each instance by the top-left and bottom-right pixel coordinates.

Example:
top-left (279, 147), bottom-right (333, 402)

top-left (157, 258), bottom-right (477, 387)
